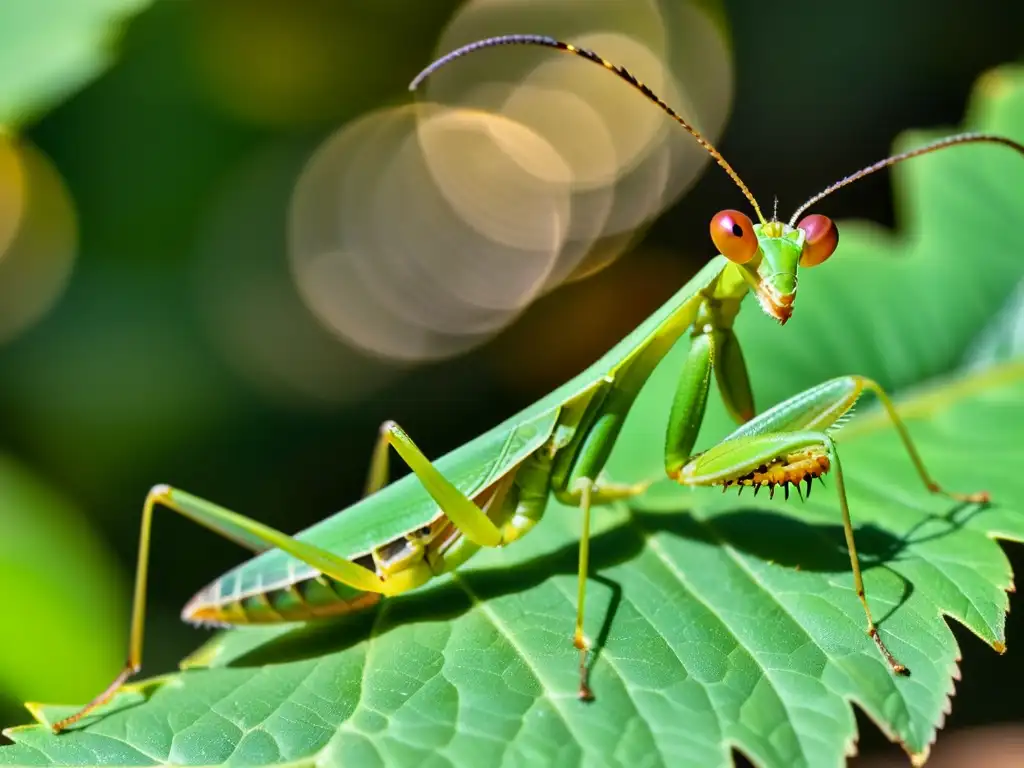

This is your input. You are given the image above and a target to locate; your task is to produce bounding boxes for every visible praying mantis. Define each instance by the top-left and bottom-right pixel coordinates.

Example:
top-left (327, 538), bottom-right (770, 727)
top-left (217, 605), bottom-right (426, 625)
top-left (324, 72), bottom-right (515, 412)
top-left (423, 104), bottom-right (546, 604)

top-left (51, 35), bottom-right (1024, 734)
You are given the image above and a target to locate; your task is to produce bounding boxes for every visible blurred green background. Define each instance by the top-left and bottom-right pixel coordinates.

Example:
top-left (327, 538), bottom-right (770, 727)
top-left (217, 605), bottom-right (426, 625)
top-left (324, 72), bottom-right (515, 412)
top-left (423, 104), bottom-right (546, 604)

top-left (1, 1), bottom-right (1023, 763)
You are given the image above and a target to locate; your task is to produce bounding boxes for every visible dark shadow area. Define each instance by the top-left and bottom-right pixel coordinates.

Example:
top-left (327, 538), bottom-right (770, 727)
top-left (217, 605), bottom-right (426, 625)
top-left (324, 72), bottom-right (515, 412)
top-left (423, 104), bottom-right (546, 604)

top-left (0, 694), bottom-right (17, 745)
top-left (220, 518), bottom-right (647, 669)
top-left (710, 497), bottom-right (991, 625)
top-left (44, 498), bottom-right (1003, 736)
top-left (212, 500), bottom-right (979, 671)
top-left (583, 574), bottom-right (624, 686)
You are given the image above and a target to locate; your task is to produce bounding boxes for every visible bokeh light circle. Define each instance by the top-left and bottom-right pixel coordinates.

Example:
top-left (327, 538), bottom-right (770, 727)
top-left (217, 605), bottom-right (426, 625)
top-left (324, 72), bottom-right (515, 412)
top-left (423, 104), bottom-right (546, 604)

top-left (414, 0), bottom-right (733, 292)
top-left (0, 132), bottom-right (25, 261)
top-left (0, 137), bottom-right (77, 344)
top-left (290, 103), bottom-right (573, 362)
top-left (197, 144), bottom-right (403, 406)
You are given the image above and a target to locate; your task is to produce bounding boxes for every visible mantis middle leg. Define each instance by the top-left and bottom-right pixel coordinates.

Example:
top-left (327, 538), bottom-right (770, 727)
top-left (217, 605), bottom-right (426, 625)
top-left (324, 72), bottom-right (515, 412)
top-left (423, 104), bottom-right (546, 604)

top-left (556, 322), bottom-right (754, 697)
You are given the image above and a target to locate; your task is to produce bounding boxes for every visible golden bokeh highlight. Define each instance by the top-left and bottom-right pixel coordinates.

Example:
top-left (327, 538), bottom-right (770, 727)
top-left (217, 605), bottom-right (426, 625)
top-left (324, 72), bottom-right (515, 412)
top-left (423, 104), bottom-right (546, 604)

top-left (413, 106), bottom-right (573, 262)
top-left (285, 0), bottom-right (733, 365)
top-left (417, 0), bottom-right (732, 293)
top-left (641, 2), bottom-right (734, 211)
top-left (503, 31), bottom-right (674, 185)
top-left (499, 82), bottom-right (619, 190)
top-left (0, 137), bottom-right (77, 344)
top-left (422, 2), bottom-right (676, 288)
top-left (0, 132), bottom-right (25, 262)
top-left (290, 103), bottom-right (573, 361)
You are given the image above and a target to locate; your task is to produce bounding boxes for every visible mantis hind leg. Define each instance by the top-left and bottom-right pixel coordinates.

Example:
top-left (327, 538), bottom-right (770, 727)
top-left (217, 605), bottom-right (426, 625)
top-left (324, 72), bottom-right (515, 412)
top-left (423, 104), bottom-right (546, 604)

top-left (368, 420), bottom-right (504, 548)
top-left (52, 484), bottom-right (394, 734)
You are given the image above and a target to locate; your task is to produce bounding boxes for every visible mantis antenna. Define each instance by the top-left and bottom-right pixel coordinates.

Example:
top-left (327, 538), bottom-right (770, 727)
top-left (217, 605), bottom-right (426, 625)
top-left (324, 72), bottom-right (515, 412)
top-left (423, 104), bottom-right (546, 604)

top-left (790, 132), bottom-right (1024, 225)
top-left (409, 34), bottom-right (767, 225)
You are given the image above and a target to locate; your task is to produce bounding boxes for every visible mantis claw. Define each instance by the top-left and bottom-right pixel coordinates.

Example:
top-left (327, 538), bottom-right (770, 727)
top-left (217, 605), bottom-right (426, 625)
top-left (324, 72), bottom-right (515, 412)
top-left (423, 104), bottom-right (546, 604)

top-left (951, 490), bottom-right (991, 504)
top-left (578, 679), bottom-right (595, 702)
top-left (574, 633), bottom-right (595, 701)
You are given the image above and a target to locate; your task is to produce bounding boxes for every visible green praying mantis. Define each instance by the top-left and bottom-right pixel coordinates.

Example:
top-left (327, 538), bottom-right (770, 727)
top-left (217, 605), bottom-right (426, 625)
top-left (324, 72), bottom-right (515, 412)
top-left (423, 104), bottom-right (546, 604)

top-left (51, 35), bottom-right (1024, 734)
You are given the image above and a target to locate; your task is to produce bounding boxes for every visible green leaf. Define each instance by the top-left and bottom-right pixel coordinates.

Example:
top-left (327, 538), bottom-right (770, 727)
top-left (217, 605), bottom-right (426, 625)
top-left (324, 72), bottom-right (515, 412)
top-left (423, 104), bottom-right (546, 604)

top-left (0, 457), bottom-right (125, 722)
top-left (3, 66), bottom-right (1024, 768)
top-left (961, 279), bottom-right (1024, 368)
top-left (0, 0), bottom-right (153, 127)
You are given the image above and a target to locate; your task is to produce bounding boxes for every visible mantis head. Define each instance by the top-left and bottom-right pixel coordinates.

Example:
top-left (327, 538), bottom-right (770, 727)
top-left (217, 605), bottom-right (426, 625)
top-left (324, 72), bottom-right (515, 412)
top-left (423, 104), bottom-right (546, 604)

top-left (710, 211), bottom-right (839, 325)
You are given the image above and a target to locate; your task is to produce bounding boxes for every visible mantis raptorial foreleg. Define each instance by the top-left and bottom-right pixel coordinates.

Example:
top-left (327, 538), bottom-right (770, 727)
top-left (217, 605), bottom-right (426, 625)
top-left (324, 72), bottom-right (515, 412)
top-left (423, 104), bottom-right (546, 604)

top-left (664, 323), bottom-right (757, 477)
top-left (673, 374), bottom-right (989, 675)
top-left (713, 328), bottom-right (756, 424)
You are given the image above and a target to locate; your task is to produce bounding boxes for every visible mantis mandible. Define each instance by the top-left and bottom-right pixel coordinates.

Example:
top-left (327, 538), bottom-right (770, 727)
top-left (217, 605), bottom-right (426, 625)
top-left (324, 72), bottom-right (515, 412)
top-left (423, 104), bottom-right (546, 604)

top-left (52, 35), bottom-right (1023, 734)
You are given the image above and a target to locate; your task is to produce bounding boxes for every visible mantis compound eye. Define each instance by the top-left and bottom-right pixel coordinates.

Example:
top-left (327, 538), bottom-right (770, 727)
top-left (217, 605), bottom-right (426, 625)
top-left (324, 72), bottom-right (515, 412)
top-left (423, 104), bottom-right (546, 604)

top-left (796, 214), bottom-right (839, 267)
top-left (710, 209), bottom-right (758, 264)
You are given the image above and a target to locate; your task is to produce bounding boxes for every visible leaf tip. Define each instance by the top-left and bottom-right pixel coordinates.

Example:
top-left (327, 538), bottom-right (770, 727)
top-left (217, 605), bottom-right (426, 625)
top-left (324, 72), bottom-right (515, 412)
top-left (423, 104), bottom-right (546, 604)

top-left (180, 642), bottom-right (221, 670)
top-left (910, 745), bottom-right (931, 767)
top-left (2, 722), bottom-right (36, 742)
top-left (122, 673), bottom-right (176, 698)
top-left (975, 68), bottom-right (1017, 103)
top-left (22, 702), bottom-right (50, 727)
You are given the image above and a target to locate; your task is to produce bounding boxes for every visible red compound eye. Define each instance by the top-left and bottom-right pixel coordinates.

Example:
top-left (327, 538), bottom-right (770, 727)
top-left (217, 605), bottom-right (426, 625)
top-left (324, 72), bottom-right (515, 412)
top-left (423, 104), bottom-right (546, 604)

top-left (710, 210), bottom-right (758, 264)
top-left (796, 214), bottom-right (838, 267)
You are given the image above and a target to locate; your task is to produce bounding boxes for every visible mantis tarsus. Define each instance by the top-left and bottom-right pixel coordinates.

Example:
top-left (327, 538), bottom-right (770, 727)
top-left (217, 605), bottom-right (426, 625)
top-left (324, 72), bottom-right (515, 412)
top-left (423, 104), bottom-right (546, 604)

top-left (52, 34), bottom-right (1023, 734)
